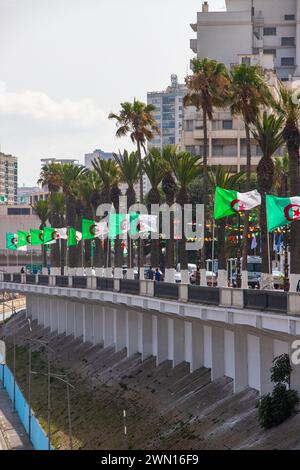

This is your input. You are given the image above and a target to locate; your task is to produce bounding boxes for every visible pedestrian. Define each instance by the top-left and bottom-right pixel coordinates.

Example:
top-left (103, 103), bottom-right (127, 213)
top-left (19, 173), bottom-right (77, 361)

top-left (155, 268), bottom-right (161, 282)
top-left (297, 280), bottom-right (300, 293)
top-left (20, 266), bottom-right (25, 274)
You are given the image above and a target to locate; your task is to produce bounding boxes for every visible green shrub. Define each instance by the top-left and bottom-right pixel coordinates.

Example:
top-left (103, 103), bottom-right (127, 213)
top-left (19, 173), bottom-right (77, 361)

top-left (258, 354), bottom-right (299, 429)
top-left (258, 384), bottom-right (299, 429)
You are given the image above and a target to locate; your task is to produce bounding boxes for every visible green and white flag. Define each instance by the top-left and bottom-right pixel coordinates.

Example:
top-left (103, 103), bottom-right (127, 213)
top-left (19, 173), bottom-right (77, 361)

top-left (6, 232), bottom-right (18, 251)
top-left (108, 213), bottom-right (139, 239)
top-left (0, 195), bottom-right (8, 204)
top-left (266, 194), bottom-right (300, 232)
top-left (82, 218), bottom-right (108, 240)
top-left (17, 230), bottom-right (31, 247)
top-left (214, 186), bottom-right (261, 220)
top-left (30, 229), bottom-right (44, 245)
top-left (67, 227), bottom-right (82, 247)
top-left (44, 227), bottom-right (68, 244)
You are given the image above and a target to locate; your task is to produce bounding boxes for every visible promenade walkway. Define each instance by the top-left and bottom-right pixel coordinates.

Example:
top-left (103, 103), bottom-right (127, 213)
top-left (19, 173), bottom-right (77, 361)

top-left (0, 387), bottom-right (32, 450)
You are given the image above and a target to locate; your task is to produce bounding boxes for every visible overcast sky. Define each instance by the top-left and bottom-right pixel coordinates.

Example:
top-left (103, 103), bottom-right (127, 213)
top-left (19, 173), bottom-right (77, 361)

top-left (0, 0), bottom-right (226, 186)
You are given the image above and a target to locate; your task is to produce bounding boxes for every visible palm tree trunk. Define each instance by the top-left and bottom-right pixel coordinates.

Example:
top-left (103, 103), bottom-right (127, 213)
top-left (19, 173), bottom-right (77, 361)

top-left (66, 194), bottom-right (78, 268)
top-left (289, 144), bottom-right (300, 277)
top-left (165, 195), bottom-right (174, 270)
top-left (242, 124), bottom-right (251, 278)
top-left (177, 189), bottom-right (188, 272)
top-left (199, 108), bottom-right (208, 282)
top-left (137, 140), bottom-right (143, 203)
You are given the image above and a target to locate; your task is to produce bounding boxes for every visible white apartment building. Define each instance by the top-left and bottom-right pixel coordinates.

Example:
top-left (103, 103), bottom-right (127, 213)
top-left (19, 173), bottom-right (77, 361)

top-left (182, 0), bottom-right (286, 171)
top-left (192, 0), bottom-right (300, 81)
top-left (147, 75), bottom-right (187, 151)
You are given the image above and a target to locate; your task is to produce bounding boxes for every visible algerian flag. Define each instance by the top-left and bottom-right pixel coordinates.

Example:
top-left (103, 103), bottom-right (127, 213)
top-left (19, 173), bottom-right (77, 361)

top-left (214, 186), bottom-right (261, 220)
top-left (17, 230), bottom-right (31, 247)
top-left (0, 195), bottom-right (8, 204)
top-left (44, 227), bottom-right (68, 244)
top-left (67, 227), bottom-right (82, 247)
top-left (82, 218), bottom-right (108, 240)
top-left (137, 215), bottom-right (158, 233)
top-left (266, 195), bottom-right (300, 232)
top-left (6, 232), bottom-right (18, 251)
top-left (30, 229), bottom-right (44, 245)
top-left (108, 213), bottom-right (139, 239)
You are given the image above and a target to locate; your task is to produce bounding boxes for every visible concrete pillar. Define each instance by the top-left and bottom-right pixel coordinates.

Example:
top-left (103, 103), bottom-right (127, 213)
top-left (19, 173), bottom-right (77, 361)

top-left (190, 321), bottom-right (204, 372)
top-left (184, 321), bottom-right (193, 370)
top-left (74, 302), bottom-right (84, 338)
top-left (44, 296), bottom-right (51, 329)
top-left (154, 316), bottom-right (169, 366)
top-left (233, 329), bottom-right (248, 393)
top-left (126, 310), bottom-right (141, 357)
top-left (211, 326), bottom-right (225, 381)
top-left (104, 307), bottom-right (114, 348)
top-left (93, 305), bottom-right (104, 346)
top-left (114, 308), bottom-right (126, 352)
top-left (218, 269), bottom-right (227, 288)
top-left (141, 312), bottom-right (153, 361)
top-left (66, 301), bottom-right (75, 336)
top-left (51, 298), bottom-right (59, 332)
top-left (224, 330), bottom-right (235, 380)
top-left (247, 334), bottom-right (261, 392)
top-left (58, 298), bottom-right (67, 335)
top-left (200, 268), bottom-right (207, 287)
top-left (173, 319), bottom-right (185, 367)
top-left (203, 325), bottom-right (212, 368)
top-left (260, 334), bottom-right (274, 395)
top-left (84, 304), bottom-right (94, 343)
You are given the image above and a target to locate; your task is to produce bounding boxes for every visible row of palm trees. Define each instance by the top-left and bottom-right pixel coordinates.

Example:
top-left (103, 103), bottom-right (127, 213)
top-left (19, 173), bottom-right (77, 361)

top-left (33, 57), bottom-right (300, 284)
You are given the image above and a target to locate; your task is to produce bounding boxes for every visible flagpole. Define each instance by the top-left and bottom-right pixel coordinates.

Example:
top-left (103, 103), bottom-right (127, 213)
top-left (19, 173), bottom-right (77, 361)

top-left (265, 193), bottom-right (272, 288)
top-left (211, 220), bottom-right (215, 276)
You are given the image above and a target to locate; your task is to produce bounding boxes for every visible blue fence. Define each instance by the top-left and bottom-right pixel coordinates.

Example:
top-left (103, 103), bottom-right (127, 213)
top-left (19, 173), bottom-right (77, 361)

top-left (1, 364), bottom-right (51, 450)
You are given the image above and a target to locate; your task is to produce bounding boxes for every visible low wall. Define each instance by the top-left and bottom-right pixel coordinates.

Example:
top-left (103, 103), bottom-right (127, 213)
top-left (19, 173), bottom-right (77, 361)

top-left (1, 365), bottom-right (50, 450)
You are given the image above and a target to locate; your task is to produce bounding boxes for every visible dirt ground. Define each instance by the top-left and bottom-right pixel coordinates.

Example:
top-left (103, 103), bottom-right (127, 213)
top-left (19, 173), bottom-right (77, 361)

top-left (1, 311), bottom-right (300, 450)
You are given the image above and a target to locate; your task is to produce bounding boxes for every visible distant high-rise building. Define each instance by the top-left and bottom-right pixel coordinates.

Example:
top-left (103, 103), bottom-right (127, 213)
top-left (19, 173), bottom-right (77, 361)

top-left (84, 149), bottom-right (114, 169)
top-left (147, 75), bottom-right (187, 152)
top-left (0, 152), bottom-right (18, 205)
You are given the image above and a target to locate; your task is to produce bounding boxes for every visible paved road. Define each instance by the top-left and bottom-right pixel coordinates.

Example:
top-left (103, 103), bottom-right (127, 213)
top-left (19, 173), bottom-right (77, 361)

top-left (0, 388), bottom-right (32, 450)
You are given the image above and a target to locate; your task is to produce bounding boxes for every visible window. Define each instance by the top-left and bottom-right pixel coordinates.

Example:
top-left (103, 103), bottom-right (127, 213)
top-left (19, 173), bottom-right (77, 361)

top-left (264, 27), bottom-right (276, 36)
top-left (282, 37), bottom-right (295, 46)
top-left (7, 208), bottom-right (30, 215)
top-left (223, 120), bottom-right (233, 130)
top-left (264, 48), bottom-right (277, 57)
top-left (241, 57), bottom-right (251, 66)
top-left (281, 57), bottom-right (295, 66)
top-left (184, 120), bottom-right (194, 131)
top-left (285, 14), bottom-right (295, 21)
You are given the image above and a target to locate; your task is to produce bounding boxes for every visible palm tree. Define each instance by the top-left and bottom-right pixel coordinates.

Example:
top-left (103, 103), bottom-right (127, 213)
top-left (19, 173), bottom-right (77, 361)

top-left (276, 85), bottom-right (300, 287)
top-left (92, 159), bottom-right (119, 270)
top-left (273, 153), bottom-right (289, 196)
top-left (161, 146), bottom-right (178, 281)
top-left (113, 151), bottom-right (140, 269)
top-left (74, 170), bottom-right (102, 268)
top-left (38, 163), bottom-right (62, 193)
top-left (143, 148), bottom-right (165, 269)
top-left (109, 100), bottom-right (159, 202)
top-left (208, 166), bottom-right (245, 286)
top-left (252, 113), bottom-right (284, 281)
top-left (59, 164), bottom-right (87, 268)
top-left (167, 151), bottom-right (202, 281)
top-left (184, 57), bottom-right (230, 282)
top-left (32, 200), bottom-right (49, 268)
top-left (48, 193), bottom-right (66, 269)
top-left (229, 63), bottom-right (272, 279)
